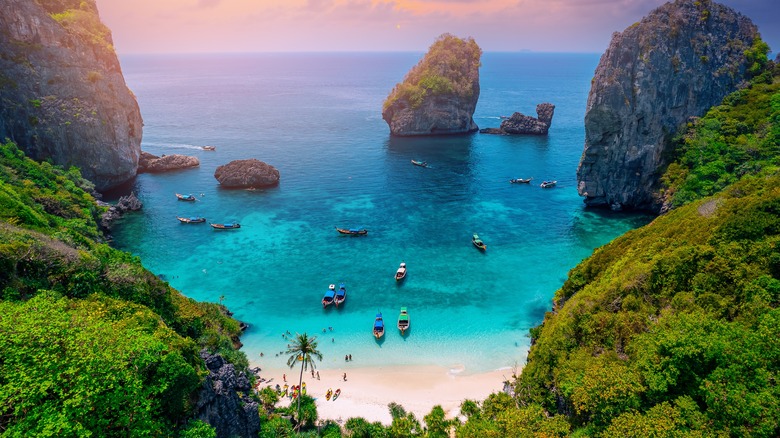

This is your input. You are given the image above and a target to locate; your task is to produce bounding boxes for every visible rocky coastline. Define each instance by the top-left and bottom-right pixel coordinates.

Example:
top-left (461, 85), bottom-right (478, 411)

top-left (480, 103), bottom-right (555, 135)
top-left (576, 0), bottom-right (761, 211)
top-left (214, 159), bottom-right (280, 189)
top-left (138, 151), bottom-right (200, 173)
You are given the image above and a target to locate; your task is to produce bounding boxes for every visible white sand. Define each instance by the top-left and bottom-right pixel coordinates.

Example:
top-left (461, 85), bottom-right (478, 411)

top-left (255, 364), bottom-right (516, 425)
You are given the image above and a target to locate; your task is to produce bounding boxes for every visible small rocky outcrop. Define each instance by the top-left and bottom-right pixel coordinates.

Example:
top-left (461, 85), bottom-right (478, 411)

top-left (138, 151), bottom-right (199, 173)
top-left (576, 0), bottom-right (761, 212)
top-left (195, 350), bottom-right (260, 438)
top-left (480, 103), bottom-right (555, 135)
top-left (99, 192), bottom-right (142, 230)
top-left (382, 34), bottom-right (481, 136)
top-left (0, 0), bottom-right (142, 191)
top-left (214, 159), bottom-right (280, 188)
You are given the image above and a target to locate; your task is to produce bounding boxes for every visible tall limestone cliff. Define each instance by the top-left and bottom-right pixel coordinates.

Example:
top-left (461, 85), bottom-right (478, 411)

top-left (382, 34), bottom-right (481, 136)
top-left (576, 0), bottom-right (762, 211)
top-left (0, 0), bottom-right (142, 191)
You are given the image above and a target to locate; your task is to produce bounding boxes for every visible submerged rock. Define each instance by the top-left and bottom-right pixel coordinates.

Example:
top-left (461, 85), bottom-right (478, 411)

top-left (138, 151), bottom-right (199, 173)
top-left (214, 159), bottom-right (280, 188)
top-left (481, 103), bottom-right (555, 135)
top-left (382, 34), bottom-right (482, 136)
top-left (0, 0), bottom-right (142, 191)
top-left (576, 0), bottom-right (761, 212)
top-left (99, 192), bottom-right (142, 230)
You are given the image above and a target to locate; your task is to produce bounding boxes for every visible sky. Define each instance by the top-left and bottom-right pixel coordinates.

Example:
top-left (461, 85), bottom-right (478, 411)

top-left (95, 0), bottom-right (779, 54)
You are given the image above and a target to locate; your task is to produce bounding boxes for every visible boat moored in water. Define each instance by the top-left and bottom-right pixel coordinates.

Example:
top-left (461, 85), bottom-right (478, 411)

top-left (395, 262), bottom-right (407, 281)
top-left (540, 180), bottom-right (557, 188)
top-left (210, 223), bottom-right (241, 230)
top-left (373, 312), bottom-right (385, 339)
top-left (510, 178), bottom-right (532, 184)
top-left (472, 233), bottom-right (487, 251)
top-left (397, 307), bottom-right (410, 334)
top-left (411, 160), bottom-right (428, 167)
top-left (334, 283), bottom-right (347, 306)
top-left (336, 227), bottom-right (368, 236)
top-left (323, 284), bottom-right (336, 308)
top-left (176, 193), bottom-right (196, 201)
top-left (177, 216), bottom-right (206, 224)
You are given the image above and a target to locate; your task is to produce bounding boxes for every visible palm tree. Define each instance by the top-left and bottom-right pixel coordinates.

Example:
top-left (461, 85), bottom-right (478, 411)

top-left (285, 332), bottom-right (322, 430)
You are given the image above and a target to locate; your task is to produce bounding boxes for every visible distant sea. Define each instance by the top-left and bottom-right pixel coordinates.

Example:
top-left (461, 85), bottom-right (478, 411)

top-left (112, 53), bottom-right (650, 374)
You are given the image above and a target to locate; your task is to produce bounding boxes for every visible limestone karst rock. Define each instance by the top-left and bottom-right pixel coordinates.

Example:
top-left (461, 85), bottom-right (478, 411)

top-left (138, 151), bottom-right (199, 173)
top-left (382, 34), bottom-right (482, 136)
top-left (0, 0), bottom-right (142, 191)
top-left (214, 159), bottom-right (280, 188)
top-left (576, 0), bottom-right (761, 211)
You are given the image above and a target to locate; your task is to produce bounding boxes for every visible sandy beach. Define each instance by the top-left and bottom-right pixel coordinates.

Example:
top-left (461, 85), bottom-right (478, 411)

top-left (255, 363), bottom-right (515, 425)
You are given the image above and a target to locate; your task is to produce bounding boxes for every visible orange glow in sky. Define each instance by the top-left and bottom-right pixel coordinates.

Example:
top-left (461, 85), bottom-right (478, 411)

top-left (95, 0), bottom-right (779, 54)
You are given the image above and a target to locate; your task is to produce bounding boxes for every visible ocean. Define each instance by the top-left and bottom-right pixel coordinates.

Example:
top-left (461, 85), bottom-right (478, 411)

top-left (112, 52), bottom-right (650, 373)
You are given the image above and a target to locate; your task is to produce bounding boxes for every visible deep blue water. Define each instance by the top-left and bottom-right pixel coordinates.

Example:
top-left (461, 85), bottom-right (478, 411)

top-left (112, 53), bottom-right (650, 373)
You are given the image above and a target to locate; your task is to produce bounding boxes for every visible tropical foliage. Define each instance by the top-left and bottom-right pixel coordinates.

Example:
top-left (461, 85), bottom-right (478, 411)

top-left (383, 33), bottom-right (481, 109)
top-left (0, 141), bottom-right (246, 436)
top-left (494, 64), bottom-right (780, 436)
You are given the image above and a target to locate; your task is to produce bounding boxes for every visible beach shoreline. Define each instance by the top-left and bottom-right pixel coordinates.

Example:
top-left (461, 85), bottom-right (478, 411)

top-left (252, 362), bottom-right (517, 426)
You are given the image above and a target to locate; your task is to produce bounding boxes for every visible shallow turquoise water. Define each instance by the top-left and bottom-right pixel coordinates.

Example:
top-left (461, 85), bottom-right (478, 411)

top-left (112, 53), bottom-right (650, 373)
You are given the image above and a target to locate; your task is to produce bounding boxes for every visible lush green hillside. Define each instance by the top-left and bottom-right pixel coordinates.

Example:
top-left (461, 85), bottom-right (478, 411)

top-left (383, 33), bottom-right (481, 110)
top-left (465, 64), bottom-right (780, 437)
top-left (0, 141), bottom-right (246, 436)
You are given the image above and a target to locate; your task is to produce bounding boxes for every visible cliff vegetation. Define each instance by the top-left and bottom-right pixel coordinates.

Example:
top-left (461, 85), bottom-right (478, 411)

top-left (482, 65), bottom-right (780, 437)
top-left (0, 141), bottom-right (247, 436)
top-left (383, 34), bottom-right (481, 110)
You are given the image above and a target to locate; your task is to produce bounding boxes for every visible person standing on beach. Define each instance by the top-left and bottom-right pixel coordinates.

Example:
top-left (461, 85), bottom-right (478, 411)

top-left (316, 371), bottom-right (320, 380)
top-left (283, 374), bottom-right (287, 382)
top-left (343, 372), bottom-right (347, 381)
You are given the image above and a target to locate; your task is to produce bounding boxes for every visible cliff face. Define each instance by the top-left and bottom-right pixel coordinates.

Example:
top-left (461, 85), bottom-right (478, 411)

top-left (382, 34), bottom-right (481, 136)
top-left (576, 0), bottom-right (759, 211)
top-left (0, 0), bottom-right (142, 191)
top-left (196, 351), bottom-right (260, 438)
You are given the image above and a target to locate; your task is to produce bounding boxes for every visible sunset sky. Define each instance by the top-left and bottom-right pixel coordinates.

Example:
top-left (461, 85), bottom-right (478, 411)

top-left (96, 0), bottom-right (779, 54)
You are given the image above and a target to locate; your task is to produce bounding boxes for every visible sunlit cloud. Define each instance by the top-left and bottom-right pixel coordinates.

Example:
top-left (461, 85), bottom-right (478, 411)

top-left (95, 0), bottom-right (778, 54)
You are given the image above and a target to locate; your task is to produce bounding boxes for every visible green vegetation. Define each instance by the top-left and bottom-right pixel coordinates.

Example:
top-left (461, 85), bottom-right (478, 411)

top-left (45, 0), bottom-right (114, 52)
top-left (383, 34), bottom-right (481, 110)
top-left (662, 61), bottom-right (779, 207)
top-left (480, 61), bottom-right (780, 436)
top-left (286, 333), bottom-right (323, 430)
top-left (0, 141), bottom-right (246, 435)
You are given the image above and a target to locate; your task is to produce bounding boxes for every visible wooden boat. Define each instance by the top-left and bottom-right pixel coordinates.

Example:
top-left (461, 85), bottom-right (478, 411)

top-left (322, 284), bottom-right (336, 308)
top-left (336, 227), bottom-right (367, 236)
top-left (176, 193), bottom-right (196, 202)
top-left (397, 307), bottom-right (410, 334)
top-left (210, 223), bottom-right (241, 230)
top-left (334, 283), bottom-right (347, 306)
top-left (326, 388), bottom-right (333, 400)
top-left (177, 216), bottom-right (206, 224)
top-left (373, 312), bottom-right (385, 339)
top-left (202, 145), bottom-right (216, 151)
top-left (395, 262), bottom-right (407, 282)
top-left (472, 233), bottom-right (487, 251)
top-left (411, 159), bottom-right (428, 167)
top-left (332, 388), bottom-right (341, 401)
top-left (510, 178), bottom-right (532, 184)
top-left (540, 180), bottom-right (557, 188)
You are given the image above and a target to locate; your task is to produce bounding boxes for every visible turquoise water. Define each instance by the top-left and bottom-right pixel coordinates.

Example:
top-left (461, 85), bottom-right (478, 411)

top-left (112, 53), bottom-right (650, 373)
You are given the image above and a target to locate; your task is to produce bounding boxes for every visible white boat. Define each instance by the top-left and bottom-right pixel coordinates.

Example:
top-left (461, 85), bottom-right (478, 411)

top-left (395, 262), bottom-right (407, 281)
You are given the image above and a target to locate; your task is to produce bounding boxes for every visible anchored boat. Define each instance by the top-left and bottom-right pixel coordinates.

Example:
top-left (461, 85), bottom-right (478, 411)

top-left (397, 307), bottom-right (410, 334)
top-left (395, 262), bottom-right (407, 282)
top-left (472, 233), bottom-right (487, 251)
top-left (373, 312), bottom-right (385, 339)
